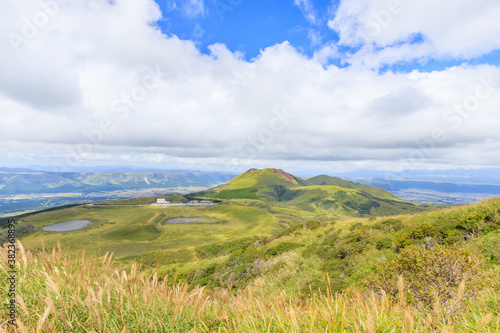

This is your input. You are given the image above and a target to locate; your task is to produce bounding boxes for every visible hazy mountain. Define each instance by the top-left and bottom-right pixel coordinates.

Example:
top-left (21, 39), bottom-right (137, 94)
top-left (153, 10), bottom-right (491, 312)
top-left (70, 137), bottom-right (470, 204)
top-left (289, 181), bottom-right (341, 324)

top-left (0, 169), bottom-right (237, 216)
top-left (0, 169), bottom-right (236, 195)
top-left (335, 168), bottom-right (500, 185)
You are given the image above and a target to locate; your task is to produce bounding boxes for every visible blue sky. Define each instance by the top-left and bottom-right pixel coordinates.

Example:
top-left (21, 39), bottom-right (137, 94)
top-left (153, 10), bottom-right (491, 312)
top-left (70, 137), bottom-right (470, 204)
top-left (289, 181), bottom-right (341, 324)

top-left (155, 0), bottom-right (339, 60)
top-left (154, 0), bottom-right (500, 72)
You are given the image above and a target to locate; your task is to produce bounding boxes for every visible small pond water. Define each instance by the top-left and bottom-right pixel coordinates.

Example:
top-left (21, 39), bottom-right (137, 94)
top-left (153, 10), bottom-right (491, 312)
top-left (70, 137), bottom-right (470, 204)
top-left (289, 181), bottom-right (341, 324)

top-left (167, 218), bottom-right (217, 224)
top-left (43, 220), bottom-right (91, 232)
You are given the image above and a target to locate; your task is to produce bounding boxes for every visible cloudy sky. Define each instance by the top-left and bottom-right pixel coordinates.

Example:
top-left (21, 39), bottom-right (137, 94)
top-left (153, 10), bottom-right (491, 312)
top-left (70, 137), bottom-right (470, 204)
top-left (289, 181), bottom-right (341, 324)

top-left (1, 0), bottom-right (500, 174)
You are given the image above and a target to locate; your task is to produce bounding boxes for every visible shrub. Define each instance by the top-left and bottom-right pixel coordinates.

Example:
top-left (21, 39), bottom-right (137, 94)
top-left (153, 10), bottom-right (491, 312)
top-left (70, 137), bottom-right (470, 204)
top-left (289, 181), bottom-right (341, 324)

top-left (376, 237), bottom-right (393, 250)
top-left (443, 235), bottom-right (462, 245)
top-left (458, 209), bottom-right (500, 238)
top-left (459, 212), bottom-right (486, 238)
top-left (412, 223), bottom-right (436, 239)
top-left (374, 218), bottom-right (404, 232)
top-left (349, 222), bottom-right (363, 231)
top-left (346, 229), bottom-right (369, 243)
top-left (366, 245), bottom-right (484, 315)
top-left (394, 232), bottom-right (413, 249)
top-left (305, 220), bottom-right (321, 230)
top-left (264, 242), bottom-right (303, 258)
top-left (395, 223), bottom-right (441, 249)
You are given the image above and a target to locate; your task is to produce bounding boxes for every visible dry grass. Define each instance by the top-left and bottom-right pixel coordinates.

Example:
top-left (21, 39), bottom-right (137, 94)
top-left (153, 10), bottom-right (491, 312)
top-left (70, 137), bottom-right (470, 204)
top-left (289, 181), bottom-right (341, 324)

top-left (1, 241), bottom-right (498, 332)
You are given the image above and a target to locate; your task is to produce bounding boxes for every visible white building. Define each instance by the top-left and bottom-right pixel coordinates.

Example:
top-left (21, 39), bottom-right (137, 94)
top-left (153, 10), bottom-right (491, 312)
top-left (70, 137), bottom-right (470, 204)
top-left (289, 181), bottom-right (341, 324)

top-left (151, 198), bottom-right (216, 207)
top-left (156, 198), bottom-right (170, 205)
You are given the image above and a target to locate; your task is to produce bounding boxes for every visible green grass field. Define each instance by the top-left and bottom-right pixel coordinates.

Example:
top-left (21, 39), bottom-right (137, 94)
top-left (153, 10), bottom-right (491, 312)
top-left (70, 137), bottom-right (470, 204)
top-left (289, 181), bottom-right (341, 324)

top-left (1, 197), bottom-right (499, 332)
top-left (16, 203), bottom-right (288, 259)
top-left (2, 169), bottom-right (499, 331)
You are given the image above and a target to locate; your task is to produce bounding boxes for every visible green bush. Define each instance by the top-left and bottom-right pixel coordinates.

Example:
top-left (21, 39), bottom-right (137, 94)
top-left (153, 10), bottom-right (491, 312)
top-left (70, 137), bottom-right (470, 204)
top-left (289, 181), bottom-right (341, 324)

top-left (305, 220), bottom-right (321, 230)
top-left (374, 218), bottom-right (404, 232)
top-left (458, 209), bottom-right (500, 238)
top-left (264, 242), bottom-right (303, 258)
top-left (443, 235), bottom-right (462, 245)
top-left (394, 232), bottom-right (413, 249)
top-left (412, 223), bottom-right (436, 239)
top-left (376, 237), bottom-right (393, 250)
top-left (366, 245), bottom-right (484, 314)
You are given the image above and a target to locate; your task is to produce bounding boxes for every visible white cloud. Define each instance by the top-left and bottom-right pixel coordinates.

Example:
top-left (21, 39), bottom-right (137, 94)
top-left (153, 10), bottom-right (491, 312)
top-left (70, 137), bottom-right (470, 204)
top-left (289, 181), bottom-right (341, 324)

top-left (294, 0), bottom-right (317, 25)
top-left (307, 28), bottom-right (322, 47)
top-left (328, 0), bottom-right (500, 67)
top-left (0, 0), bottom-right (499, 172)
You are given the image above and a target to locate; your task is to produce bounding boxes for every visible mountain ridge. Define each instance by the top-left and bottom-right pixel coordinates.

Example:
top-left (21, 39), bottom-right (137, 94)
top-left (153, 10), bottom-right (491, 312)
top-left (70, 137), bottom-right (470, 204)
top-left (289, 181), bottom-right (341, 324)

top-left (193, 168), bottom-right (429, 216)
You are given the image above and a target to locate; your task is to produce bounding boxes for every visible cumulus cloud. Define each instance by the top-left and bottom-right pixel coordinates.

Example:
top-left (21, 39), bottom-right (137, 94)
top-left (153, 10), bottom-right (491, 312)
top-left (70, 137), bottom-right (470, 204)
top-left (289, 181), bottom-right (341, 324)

top-left (0, 0), bottom-right (499, 172)
top-left (328, 0), bottom-right (500, 67)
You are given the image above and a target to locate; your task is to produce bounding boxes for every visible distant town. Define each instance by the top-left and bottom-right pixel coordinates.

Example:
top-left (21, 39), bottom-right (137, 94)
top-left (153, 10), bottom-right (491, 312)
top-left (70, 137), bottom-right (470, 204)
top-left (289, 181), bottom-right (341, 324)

top-left (151, 198), bottom-right (217, 207)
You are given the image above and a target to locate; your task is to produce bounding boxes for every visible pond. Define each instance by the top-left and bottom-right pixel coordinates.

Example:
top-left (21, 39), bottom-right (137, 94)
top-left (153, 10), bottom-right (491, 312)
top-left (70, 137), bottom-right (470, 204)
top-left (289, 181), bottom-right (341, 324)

top-left (166, 218), bottom-right (217, 224)
top-left (43, 220), bottom-right (91, 232)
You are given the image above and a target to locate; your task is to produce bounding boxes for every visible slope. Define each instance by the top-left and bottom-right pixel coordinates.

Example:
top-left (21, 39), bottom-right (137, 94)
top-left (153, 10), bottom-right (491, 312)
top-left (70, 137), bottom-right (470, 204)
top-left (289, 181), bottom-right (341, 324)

top-left (307, 174), bottom-right (402, 201)
top-left (194, 168), bottom-right (310, 201)
top-left (157, 197), bottom-right (500, 297)
top-left (195, 169), bottom-right (428, 216)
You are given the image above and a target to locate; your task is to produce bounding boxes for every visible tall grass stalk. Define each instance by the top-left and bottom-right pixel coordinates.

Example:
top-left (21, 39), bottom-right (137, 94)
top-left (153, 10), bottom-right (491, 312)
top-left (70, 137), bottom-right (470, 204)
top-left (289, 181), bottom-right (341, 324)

top-left (1, 241), bottom-right (498, 332)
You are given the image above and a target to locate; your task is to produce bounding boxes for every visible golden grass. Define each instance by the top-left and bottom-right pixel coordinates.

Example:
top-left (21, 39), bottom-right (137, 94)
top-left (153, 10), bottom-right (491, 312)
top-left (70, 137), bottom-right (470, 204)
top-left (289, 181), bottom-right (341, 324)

top-left (1, 241), bottom-right (499, 332)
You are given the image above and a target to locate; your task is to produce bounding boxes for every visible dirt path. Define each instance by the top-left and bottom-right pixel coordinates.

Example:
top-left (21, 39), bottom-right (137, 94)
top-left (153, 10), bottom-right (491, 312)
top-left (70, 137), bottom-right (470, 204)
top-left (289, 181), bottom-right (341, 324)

top-left (146, 211), bottom-right (161, 224)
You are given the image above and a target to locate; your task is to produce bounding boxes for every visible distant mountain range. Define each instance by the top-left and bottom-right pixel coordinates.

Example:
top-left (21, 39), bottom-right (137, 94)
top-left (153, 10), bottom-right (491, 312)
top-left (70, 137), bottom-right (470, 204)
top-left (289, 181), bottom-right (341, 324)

top-left (0, 168), bottom-right (235, 195)
top-left (335, 168), bottom-right (500, 185)
top-left (0, 168), bottom-right (237, 216)
top-left (349, 178), bottom-right (500, 195)
top-left (2, 166), bottom-right (499, 217)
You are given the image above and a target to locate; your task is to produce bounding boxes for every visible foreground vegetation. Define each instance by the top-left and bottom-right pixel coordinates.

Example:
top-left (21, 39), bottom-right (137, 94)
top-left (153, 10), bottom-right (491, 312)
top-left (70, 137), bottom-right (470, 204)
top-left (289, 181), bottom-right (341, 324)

top-left (0, 240), bottom-right (498, 332)
top-left (1, 198), bottom-right (499, 331)
top-left (148, 198), bottom-right (500, 297)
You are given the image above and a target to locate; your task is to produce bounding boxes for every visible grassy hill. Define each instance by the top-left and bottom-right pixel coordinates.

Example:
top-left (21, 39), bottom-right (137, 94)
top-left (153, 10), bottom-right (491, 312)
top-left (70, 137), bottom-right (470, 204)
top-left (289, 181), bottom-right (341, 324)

top-left (0, 167), bottom-right (499, 330)
top-left (214, 168), bottom-right (309, 189)
top-left (1, 197), bottom-right (499, 331)
top-left (308, 174), bottom-right (402, 201)
top-left (3, 203), bottom-right (287, 259)
top-left (194, 168), bottom-right (307, 200)
top-left (177, 197), bottom-right (499, 291)
top-left (0, 169), bottom-right (435, 260)
top-left (194, 168), bottom-right (432, 216)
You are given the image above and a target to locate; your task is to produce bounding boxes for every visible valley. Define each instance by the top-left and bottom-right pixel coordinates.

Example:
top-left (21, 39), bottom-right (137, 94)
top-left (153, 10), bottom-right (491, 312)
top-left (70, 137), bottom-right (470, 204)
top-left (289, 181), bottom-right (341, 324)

top-left (0, 168), bottom-right (235, 217)
top-left (1, 169), bottom-right (437, 265)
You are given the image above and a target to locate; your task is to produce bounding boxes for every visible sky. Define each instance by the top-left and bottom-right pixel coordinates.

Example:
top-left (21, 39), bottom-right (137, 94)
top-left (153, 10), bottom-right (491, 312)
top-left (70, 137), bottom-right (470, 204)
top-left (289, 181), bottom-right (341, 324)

top-left (1, 0), bottom-right (500, 175)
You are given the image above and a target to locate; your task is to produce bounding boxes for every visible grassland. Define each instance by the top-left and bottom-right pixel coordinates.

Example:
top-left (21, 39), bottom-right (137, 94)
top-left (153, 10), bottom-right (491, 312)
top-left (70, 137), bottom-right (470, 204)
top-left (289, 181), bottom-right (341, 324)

top-left (1, 197), bottom-right (499, 332)
top-left (1, 170), bottom-right (499, 331)
top-left (13, 203), bottom-right (295, 260)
